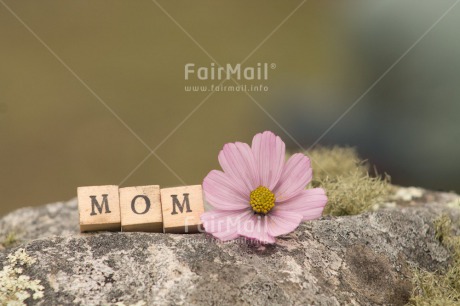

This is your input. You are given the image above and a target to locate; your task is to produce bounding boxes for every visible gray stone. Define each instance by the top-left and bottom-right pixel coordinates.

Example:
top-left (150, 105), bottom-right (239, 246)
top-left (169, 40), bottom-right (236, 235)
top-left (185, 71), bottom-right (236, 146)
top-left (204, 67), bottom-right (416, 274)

top-left (0, 187), bottom-right (459, 306)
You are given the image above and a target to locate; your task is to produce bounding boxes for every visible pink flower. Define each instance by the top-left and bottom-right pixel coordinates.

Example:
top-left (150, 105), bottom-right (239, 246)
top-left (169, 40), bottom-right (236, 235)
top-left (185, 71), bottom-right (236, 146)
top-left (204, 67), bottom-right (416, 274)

top-left (201, 131), bottom-right (328, 244)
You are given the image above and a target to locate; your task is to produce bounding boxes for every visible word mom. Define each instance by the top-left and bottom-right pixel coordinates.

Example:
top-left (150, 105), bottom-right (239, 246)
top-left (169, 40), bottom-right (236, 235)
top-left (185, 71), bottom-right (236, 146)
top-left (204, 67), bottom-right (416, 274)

top-left (77, 185), bottom-right (205, 233)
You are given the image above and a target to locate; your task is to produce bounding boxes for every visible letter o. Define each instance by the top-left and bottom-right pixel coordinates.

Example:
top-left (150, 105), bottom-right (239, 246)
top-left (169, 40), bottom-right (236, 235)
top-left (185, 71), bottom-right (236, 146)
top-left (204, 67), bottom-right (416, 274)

top-left (131, 195), bottom-right (151, 215)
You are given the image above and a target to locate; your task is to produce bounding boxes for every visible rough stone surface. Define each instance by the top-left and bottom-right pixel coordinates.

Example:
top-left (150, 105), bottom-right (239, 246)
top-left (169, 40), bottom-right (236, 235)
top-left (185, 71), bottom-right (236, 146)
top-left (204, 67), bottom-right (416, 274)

top-left (1, 187), bottom-right (459, 305)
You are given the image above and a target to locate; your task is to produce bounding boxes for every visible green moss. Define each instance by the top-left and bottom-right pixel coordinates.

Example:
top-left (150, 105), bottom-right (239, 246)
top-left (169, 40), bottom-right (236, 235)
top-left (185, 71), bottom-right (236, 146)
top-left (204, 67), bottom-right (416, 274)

top-left (409, 214), bottom-right (460, 305)
top-left (305, 146), bottom-right (390, 216)
top-left (2, 232), bottom-right (19, 248)
top-left (434, 214), bottom-right (453, 244)
top-left (308, 146), bottom-right (368, 180)
top-left (319, 170), bottom-right (390, 216)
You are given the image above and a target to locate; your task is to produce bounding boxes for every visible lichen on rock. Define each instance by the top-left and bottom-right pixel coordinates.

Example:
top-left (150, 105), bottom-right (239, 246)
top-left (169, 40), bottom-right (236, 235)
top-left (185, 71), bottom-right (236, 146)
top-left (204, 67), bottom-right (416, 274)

top-left (1, 147), bottom-right (459, 305)
top-left (0, 248), bottom-right (44, 305)
top-left (0, 188), bottom-right (459, 305)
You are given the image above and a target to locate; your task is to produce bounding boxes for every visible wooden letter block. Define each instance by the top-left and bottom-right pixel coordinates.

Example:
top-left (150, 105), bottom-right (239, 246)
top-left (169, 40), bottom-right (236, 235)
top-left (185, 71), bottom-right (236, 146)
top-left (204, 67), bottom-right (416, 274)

top-left (77, 185), bottom-right (121, 232)
top-left (119, 185), bottom-right (163, 232)
top-left (160, 185), bottom-right (204, 233)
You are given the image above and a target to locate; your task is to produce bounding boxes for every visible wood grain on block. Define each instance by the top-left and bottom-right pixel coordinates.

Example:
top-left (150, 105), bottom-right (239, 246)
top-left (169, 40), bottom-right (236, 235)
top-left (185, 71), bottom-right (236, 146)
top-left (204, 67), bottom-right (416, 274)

top-left (77, 185), bottom-right (121, 232)
top-left (161, 185), bottom-right (205, 233)
top-left (120, 185), bottom-right (163, 232)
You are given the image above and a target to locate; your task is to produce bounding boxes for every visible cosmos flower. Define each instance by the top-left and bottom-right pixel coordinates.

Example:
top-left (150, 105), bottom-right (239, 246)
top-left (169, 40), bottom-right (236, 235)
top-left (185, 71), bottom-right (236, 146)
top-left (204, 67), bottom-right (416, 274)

top-left (201, 131), bottom-right (328, 244)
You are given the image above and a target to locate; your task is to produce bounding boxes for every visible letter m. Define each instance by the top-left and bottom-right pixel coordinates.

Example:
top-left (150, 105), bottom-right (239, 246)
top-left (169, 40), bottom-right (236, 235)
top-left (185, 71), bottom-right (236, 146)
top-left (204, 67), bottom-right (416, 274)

top-left (89, 194), bottom-right (112, 216)
top-left (170, 193), bottom-right (192, 215)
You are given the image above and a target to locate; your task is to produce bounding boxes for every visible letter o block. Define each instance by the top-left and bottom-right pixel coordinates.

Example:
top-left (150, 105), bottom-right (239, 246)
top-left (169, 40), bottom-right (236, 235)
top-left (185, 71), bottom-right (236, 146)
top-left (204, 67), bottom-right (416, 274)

top-left (77, 185), bottom-right (121, 232)
top-left (119, 185), bottom-right (163, 232)
top-left (160, 185), bottom-right (205, 233)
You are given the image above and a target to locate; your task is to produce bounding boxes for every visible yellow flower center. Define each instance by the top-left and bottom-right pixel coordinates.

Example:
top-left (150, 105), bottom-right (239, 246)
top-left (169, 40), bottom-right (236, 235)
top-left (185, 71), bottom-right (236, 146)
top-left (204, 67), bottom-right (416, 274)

top-left (250, 186), bottom-right (275, 214)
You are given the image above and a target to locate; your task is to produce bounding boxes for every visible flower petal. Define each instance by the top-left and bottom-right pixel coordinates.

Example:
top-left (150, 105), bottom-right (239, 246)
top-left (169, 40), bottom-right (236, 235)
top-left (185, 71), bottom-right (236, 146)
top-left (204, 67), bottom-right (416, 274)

top-left (267, 210), bottom-right (303, 237)
top-left (237, 214), bottom-right (276, 244)
top-left (201, 209), bottom-right (253, 241)
top-left (203, 170), bottom-right (250, 210)
top-left (218, 142), bottom-right (259, 194)
top-left (275, 188), bottom-right (327, 221)
top-left (251, 131), bottom-right (285, 190)
top-left (273, 153), bottom-right (312, 202)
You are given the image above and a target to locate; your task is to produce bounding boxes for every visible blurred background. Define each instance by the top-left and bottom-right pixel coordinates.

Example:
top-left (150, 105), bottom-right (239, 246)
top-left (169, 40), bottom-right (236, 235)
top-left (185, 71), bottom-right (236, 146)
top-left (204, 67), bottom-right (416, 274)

top-left (1, 0), bottom-right (459, 216)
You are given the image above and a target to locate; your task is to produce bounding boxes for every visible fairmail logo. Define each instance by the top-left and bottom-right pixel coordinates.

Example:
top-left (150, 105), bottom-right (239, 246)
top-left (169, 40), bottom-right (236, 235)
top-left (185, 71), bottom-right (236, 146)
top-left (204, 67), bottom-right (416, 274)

top-left (184, 63), bottom-right (276, 81)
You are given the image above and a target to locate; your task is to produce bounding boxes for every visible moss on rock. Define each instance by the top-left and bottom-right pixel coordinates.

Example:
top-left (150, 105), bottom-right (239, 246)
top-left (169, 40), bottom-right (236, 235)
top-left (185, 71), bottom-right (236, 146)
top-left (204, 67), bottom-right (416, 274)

top-left (409, 214), bottom-right (460, 305)
top-left (305, 146), bottom-right (390, 216)
top-left (1, 232), bottom-right (19, 249)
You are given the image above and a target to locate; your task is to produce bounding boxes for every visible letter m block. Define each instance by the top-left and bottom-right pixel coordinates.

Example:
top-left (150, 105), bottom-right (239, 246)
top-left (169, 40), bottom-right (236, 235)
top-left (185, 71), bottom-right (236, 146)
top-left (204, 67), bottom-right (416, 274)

top-left (160, 185), bottom-right (205, 233)
top-left (77, 185), bottom-right (121, 232)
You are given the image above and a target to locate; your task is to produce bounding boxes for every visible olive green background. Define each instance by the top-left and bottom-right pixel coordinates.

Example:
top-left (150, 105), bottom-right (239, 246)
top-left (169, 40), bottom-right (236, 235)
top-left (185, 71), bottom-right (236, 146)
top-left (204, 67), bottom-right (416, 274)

top-left (1, 1), bottom-right (459, 216)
